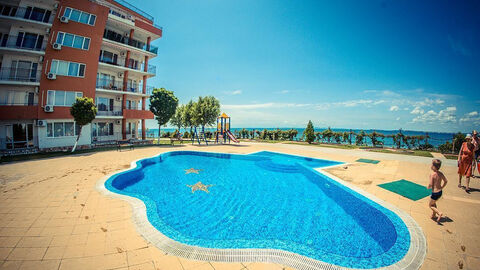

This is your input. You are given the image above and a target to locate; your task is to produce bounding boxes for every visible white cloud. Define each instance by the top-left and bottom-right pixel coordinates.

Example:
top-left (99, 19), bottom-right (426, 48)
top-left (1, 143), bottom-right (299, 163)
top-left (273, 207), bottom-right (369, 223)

top-left (389, 105), bottom-right (399, 111)
top-left (460, 111), bottom-right (480, 124)
top-left (279, 90), bottom-right (290, 94)
top-left (396, 117), bottom-right (401, 121)
top-left (410, 106), bottom-right (424, 115)
top-left (224, 89), bottom-right (242, 95)
top-left (412, 106), bottom-right (457, 123)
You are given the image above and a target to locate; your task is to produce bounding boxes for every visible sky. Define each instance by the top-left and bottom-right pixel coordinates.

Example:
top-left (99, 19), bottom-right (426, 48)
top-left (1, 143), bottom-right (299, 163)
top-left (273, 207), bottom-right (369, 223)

top-left (128, 0), bottom-right (480, 132)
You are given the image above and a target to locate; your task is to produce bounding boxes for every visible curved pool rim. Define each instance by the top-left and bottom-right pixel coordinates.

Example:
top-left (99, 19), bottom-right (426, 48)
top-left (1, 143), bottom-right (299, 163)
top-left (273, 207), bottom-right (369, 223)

top-left (96, 150), bottom-right (426, 270)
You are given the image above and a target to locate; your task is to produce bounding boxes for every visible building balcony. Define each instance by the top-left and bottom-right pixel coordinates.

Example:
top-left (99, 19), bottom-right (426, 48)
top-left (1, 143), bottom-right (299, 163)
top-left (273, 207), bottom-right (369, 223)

top-left (0, 5), bottom-right (53, 26)
top-left (0, 34), bottom-right (47, 54)
top-left (0, 67), bottom-right (41, 85)
top-left (98, 56), bottom-right (156, 77)
top-left (0, 103), bottom-right (38, 120)
top-left (103, 30), bottom-right (158, 55)
top-left (96, 106), bottom-right (123, 118)
top-left (96, 78), bottom-right (153, 96)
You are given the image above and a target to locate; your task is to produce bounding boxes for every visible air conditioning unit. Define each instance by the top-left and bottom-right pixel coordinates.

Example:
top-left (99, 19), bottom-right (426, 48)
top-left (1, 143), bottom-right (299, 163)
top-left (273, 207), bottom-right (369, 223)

top-left (36, 120), bottom-right (47, 127)
top-left (46, 28), bottom-right (51, 34)
top-left (34, 86), bottom-right (39, 93)
top-left (115, 120), bottom-right (121, 125)
top-left (124, 32), bottom-right (129, 37)
top-left (53, 3), bottom-right (59, 9)
top-left (120, 51), bottom-right (126, 57)
top-left (60, 16), bottom-right (69, 23)
top-left (39, 55), bottom-right (44, 63)
top-left (52, 43), bottom-right (62, 50)
top-left (117, 72), bottom-right (123, 78)
top-left (44, 105), bottom-right (54, 112)
top-left (115, 96), bottom-right (121, 102)
top-left (47, 73), bottom-right (56, 80)
top-left (127, 15), bottom-right (133, 20)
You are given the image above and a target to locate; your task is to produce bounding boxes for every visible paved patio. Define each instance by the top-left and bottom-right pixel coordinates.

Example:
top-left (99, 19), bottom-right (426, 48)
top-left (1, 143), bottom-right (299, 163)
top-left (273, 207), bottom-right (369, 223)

top-left (0, 142), bottom-right (479, 270)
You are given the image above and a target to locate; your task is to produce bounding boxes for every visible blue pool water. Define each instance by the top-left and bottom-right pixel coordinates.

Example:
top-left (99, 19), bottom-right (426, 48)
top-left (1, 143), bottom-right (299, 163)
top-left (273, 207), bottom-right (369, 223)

top-left (105, 151), bottom-right (410, 268)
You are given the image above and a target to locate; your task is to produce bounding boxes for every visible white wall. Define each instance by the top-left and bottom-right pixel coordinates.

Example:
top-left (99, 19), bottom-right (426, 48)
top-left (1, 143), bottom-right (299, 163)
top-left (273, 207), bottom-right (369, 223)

top-left (37, 119), bottom-right (91, 149)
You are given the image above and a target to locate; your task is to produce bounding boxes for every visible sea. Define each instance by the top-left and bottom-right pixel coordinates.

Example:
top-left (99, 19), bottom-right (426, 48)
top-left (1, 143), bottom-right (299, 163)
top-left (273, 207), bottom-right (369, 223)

top-left (144, 127), bottom-right (457, 148)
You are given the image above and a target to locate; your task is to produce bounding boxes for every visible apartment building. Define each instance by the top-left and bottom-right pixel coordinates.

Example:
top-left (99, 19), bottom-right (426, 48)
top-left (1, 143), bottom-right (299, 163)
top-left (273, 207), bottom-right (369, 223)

top-left (0, 0), bottom-right (161, 153)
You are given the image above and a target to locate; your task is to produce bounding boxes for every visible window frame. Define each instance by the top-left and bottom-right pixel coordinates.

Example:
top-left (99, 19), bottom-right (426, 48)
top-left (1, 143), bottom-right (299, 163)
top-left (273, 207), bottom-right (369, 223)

top-left (63, 7), bottom-right (96, 26)
top-left (50, 59), bottom-right (86, 78)
top-left (56, 31), bottom-right (90, 50)
top-left (46, 121), bottom-right (78, 138)
top-left (46, 90), bottom-right (83, 106)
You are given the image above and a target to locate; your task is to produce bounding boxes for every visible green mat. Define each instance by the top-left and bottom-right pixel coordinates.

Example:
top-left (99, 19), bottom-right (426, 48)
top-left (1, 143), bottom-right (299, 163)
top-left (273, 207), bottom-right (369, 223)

top-left (378, 179), bottom-right (431, 201)
top-left (356, 158), bottom-right (380, 164)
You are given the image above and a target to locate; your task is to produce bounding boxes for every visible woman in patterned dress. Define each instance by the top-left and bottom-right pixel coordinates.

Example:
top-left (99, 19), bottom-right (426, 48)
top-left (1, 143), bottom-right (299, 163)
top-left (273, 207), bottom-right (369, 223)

top-left (458, 134), bottom-right (475, 193)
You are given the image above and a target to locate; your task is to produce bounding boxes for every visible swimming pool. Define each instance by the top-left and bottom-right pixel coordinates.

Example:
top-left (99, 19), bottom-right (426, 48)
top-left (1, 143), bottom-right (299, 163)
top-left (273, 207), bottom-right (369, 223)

top-left (101, 151), bottom-right (425, 269)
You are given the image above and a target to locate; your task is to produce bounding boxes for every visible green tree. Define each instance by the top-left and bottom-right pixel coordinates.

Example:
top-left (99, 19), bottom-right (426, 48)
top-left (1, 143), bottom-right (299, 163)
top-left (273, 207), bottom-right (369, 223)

top-left (452, 132), bottom-right (466, 153)
top-left (149, 88), bottom-right (178, 143)
top-left (342, 131), bottom-right (349, 144)
top-left (355, 130), bottom-right (366, 146)
top-left (70, 97), bottom-right (97, 152)
top-left (369, 131), bottom-right (385, 147)
top-left (169, 104), bottom-right (184, 132)
top-left (438, 141), bottom-right (453, 154)
top-left (321, 127), bottom-right (334, 143)
top-left (303, 120), bottom-right (315, 144)
top-left (191, 96), bottom-right (220, 133)
top-left (333, 132), bottom-right (342, 144)
top-left (182, 100), bottom-right (195, 142)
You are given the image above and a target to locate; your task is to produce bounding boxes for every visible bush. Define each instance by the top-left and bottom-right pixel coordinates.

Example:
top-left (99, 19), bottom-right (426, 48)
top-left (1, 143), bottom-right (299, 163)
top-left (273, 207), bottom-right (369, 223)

top-left (438, 141), bottom-right (453, 154)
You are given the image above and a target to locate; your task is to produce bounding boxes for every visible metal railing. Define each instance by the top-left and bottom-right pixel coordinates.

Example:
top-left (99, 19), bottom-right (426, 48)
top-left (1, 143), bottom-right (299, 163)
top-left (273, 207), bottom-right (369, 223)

top-left (96, 78), bottom-right (125, 91)
top-left (99, 55), bottom-right (156, 74)
top-left (103, 30), bottom-right (158, 54)
top-left (112, 0), bottom-right (154, 21)
top-left (96, 106), bottom-right (123, 116)
top-left (0, 67), bottom-right (41, 82)
top-left (0, 135), bottom-right (38, 150)
top-left (96, 78), bottom-right (153, 95)
top-left (0, 102), bottom-right (38, 106)
top-left (0, 34), bottom-right (47, 51)
top-left (0, 5), bottom-right (53, 24)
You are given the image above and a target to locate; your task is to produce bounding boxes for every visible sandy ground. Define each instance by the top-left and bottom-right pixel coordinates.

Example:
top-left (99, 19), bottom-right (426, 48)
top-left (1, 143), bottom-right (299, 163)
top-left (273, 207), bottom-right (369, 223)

top-left (0, 142), bottom-right (479, 270)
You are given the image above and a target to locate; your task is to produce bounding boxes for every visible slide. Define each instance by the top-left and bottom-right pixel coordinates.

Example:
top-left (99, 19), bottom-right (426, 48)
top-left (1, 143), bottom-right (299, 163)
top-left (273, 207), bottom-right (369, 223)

top-left (226, 130), bottom-right (239, 143)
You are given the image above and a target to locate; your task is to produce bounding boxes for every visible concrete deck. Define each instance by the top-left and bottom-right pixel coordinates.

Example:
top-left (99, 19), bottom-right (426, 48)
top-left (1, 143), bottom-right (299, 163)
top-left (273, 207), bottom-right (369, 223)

top-left (0, 142), bottom-right (479, 270)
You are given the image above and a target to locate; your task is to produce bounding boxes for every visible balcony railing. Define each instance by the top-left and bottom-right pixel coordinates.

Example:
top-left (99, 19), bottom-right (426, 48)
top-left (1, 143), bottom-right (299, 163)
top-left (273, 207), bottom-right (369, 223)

top-left (96, 78), bottom-right (124, 91)
top-left (96, 106), bottom-right (123, 117)
top-left (98, 56), bottom-right (156, 74)
top-left (103, 30), bottom-right (158, 54)
top-left (0, 102), bottom-right (38, 106)
top-left (112, 0), bottom-right (154, 21)
top-left (0, 34), bottom-right (47, 51)
top-left (0, 67), bottom-right (41, 82)
top-left (0, 5), bottom-right (53, 24)
top-left (96, 79), bottom-right (154, 95)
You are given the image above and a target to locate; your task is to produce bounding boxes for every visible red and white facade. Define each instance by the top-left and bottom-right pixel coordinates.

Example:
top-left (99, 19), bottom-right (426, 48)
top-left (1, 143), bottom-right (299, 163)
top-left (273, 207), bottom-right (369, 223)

top-left (0, 0), bottom-right (161, 152)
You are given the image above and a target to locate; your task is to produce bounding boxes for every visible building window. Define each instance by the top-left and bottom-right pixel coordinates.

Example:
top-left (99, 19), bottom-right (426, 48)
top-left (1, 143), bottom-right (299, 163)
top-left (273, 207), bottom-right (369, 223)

top-left (56, 32), bottom-right (90, 50)
top-left (46, 122), bottom-right (80, 138)
top-left (16, 32), bottom-right (44, 50)
top-left (92, 122), bottom-right (114, 137)
top-left (63, 7), bottom-right (96, 26)
top-left (50, 59), bottom-right (86, 77)
top-left (46, 90), bottom-right (83, 106)
top-left (99, 50), bottom-right (118, 65)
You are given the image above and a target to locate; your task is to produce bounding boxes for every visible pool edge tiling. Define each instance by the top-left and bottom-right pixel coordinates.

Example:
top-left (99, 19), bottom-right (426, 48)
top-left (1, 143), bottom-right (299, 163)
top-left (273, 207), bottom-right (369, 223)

top-left (96, 150), bottom-right (427, 270)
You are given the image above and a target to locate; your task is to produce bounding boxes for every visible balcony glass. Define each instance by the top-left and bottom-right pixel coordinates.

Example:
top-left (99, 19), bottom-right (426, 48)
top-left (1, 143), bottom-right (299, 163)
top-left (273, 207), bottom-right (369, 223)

top-left (0, 5), bottom-right (53, 24)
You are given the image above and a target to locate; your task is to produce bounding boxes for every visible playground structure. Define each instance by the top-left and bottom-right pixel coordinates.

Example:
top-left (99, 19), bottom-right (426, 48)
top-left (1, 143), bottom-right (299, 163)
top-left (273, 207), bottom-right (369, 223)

top-left (189, 113), bottom-right (239, 145)
top-left (216, 113), bottom-right (239, 144)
